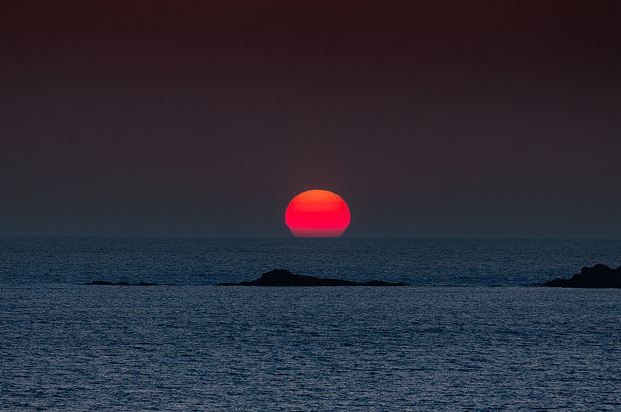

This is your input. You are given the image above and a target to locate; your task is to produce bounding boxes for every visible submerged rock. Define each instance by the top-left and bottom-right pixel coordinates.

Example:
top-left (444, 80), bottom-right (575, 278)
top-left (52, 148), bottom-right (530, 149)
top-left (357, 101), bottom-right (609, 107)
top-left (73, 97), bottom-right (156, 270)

top-left (542, 264), bottom-right (621, 288)
top-left (218, 269), bottom-right (408, 287)
top-left (86, 280), bottom-right (158, 286)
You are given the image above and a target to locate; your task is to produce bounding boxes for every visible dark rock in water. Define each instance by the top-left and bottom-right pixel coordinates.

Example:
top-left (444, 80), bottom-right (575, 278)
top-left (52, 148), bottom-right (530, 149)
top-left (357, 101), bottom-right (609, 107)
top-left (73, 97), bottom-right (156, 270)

top-left (87, 280), bottom-right (158, 286)
top-left (218, 269), bottom-right (408, 287)
top-left (542, 264), bottom-right (621, 288)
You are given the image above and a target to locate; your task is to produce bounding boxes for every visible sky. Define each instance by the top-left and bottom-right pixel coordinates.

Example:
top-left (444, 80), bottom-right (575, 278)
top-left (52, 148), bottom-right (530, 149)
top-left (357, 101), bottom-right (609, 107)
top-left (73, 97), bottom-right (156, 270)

top-left (1, 1), bottom-right (620, 237)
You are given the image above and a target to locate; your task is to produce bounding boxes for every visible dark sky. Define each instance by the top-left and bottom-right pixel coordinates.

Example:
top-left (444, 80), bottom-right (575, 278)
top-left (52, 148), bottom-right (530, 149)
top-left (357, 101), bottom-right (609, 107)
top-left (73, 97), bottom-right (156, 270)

top-left (1, 1), bottom-right (620, 237)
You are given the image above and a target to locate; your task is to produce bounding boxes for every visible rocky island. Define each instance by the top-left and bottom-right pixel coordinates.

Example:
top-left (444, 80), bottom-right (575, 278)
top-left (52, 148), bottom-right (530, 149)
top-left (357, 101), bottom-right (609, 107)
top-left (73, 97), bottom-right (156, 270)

top-left (219, 269), bottom-right (408, 286)
top-left (542, 264), bottom-right (621, 288)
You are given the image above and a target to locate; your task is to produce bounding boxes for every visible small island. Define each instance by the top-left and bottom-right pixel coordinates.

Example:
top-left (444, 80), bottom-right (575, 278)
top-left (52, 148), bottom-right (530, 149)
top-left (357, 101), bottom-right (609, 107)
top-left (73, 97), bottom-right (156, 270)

top-left (542, 264), bottom-right (621, 288)
top-left (218, 269), bottom-right (408, 287)
top-left (86, 280), bottom-right (158, 286)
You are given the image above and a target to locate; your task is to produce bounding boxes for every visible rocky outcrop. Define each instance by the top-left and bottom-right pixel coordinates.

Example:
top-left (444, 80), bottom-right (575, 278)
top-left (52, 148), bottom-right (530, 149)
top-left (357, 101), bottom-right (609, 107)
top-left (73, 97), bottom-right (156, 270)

top-left (218, 269), bottom-right (408, 286)
top-left (542, 264), bottom-right (621, 288)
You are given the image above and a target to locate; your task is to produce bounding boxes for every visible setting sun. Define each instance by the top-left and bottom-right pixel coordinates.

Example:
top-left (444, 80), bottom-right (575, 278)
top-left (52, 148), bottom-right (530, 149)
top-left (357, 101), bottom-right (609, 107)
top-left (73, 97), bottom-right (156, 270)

top-left (285, 190), bottom-right (351, 238)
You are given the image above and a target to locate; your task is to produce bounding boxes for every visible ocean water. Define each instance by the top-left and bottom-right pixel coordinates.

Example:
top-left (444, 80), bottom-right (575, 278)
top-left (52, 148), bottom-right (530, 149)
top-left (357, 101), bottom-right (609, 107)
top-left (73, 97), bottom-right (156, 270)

top-left (1, 237), bottom-right (620, 286)
top-left (1, 238), bottom-right (620, 410)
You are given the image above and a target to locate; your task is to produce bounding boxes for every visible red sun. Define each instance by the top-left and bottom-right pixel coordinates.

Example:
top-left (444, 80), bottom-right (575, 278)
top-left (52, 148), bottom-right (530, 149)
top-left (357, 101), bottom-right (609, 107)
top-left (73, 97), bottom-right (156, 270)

top-left (285, 189), bottom-right (351, 238)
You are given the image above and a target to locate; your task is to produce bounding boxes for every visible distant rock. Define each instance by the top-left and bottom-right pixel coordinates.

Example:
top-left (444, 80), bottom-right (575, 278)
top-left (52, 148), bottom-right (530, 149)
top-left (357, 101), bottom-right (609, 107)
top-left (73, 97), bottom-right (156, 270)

top-left (86, 280), bottom-right (158, 286)
top-left (218, 269), bottom-right (408, 287)
top-left (542, 264), bottom-right (621, 288)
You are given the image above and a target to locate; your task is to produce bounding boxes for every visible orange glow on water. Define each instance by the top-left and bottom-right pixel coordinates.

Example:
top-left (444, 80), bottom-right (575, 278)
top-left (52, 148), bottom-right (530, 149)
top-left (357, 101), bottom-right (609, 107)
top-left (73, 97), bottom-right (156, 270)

top-left (285, 190), bottom-right (351, 238)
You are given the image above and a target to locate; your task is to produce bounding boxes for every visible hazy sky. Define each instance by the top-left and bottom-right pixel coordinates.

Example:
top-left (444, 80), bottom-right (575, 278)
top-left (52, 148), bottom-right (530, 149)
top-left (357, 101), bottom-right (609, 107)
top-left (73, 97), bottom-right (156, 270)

top-left (1, 1), bottom-right (620, 237)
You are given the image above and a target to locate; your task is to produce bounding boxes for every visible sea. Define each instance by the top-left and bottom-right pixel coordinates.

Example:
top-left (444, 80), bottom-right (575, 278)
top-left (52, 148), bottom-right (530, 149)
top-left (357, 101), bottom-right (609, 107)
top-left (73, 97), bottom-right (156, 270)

top-left (0, 238), bottom-right (619, 410)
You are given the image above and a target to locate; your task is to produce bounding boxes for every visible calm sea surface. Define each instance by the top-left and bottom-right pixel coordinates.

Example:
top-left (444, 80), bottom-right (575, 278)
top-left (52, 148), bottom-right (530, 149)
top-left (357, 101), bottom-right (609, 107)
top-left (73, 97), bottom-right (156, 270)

top-left (0, 238), bottom-right (619, 410)
top-left (1, 237), bottom-right (621, 286)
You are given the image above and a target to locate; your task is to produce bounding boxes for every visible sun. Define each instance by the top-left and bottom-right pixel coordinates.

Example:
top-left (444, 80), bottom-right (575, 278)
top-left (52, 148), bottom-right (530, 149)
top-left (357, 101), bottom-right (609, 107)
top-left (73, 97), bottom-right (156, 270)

top-left (285, 189), bottom-right (351, 238)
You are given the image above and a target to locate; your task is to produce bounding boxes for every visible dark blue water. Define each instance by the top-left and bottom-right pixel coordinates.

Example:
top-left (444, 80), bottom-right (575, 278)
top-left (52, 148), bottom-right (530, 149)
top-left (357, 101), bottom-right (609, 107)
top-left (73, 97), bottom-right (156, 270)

top-left (1, 238), bottom-right (620, 410)
top-left (1, 237), bottom-right (620, 286)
